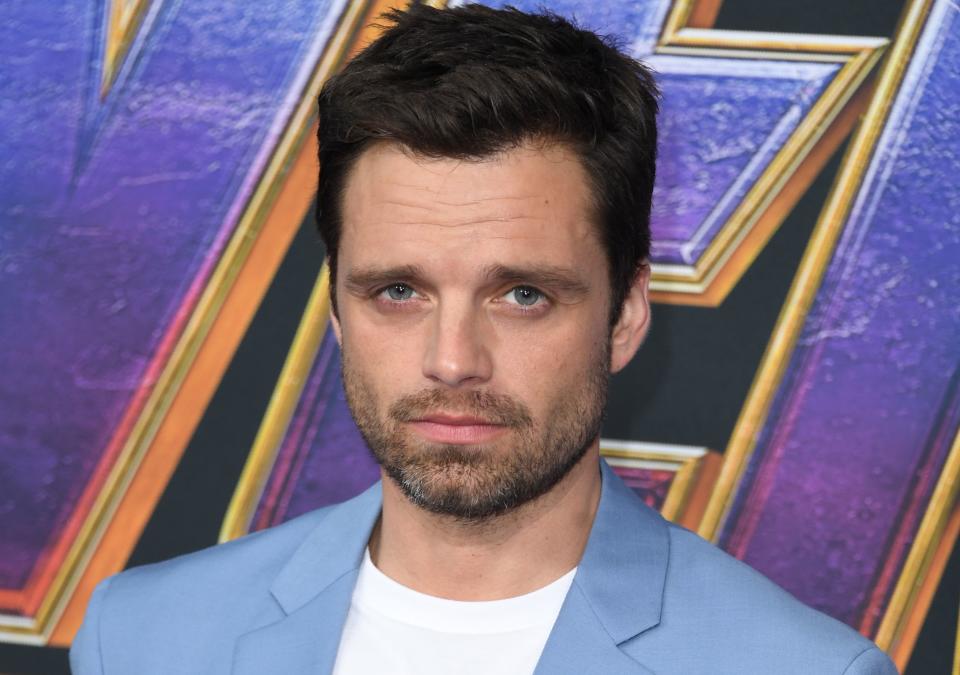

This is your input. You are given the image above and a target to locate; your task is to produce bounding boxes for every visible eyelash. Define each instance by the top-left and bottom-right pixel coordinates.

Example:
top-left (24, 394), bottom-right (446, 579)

top-left (373, 283), bottom-right (549, 314)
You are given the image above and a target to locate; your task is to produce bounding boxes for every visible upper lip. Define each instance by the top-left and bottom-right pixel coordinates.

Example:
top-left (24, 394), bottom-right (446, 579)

top-left (413, 413), bottom-right (502, 426)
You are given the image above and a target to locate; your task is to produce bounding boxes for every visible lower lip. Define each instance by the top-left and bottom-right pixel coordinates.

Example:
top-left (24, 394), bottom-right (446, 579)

top-left (408, 421), bottom-right (508, 444)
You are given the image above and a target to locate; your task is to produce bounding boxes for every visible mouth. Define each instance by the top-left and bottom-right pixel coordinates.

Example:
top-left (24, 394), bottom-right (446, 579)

top-left (407, 413), bottom-right (508, 444)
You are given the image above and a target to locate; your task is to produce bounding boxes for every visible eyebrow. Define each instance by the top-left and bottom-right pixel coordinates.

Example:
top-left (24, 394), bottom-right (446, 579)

top-left (344, 264), bottom-right (427, 293)
top-left (344, 263), bottom-right (590, 296)
top-left (481, 263), bottom-right (590, 296)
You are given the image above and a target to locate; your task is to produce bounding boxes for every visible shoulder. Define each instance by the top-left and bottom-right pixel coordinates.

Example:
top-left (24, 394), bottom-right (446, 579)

top-left (71, 506), bottom-right (335, 675)
top-left (105, 505), bottom-right (333, 607)
top-left (662, 523), bottom-right (852, 635)
top-left (641, 523), bottom-right (897, 674)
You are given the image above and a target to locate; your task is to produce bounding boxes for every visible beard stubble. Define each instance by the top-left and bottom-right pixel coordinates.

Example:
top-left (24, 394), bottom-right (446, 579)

top-left (340, 340), bottom-right (610, 522)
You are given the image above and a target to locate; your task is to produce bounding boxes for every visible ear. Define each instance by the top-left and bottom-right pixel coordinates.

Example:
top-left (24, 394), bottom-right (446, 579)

top-left (330, 305), bottom-right (343, 347)
top-left (327, 262), bottom-right (343, 347)
top-left (609, 264), bottom-right (651, 374)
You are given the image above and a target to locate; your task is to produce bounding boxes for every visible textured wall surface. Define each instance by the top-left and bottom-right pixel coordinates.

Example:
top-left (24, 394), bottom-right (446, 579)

top-left (648, 56), bottom-right (837, 265)
top-left (0, 0), bottom-right (345, 599)
top-left (721, 0), bottom-right (960, 631)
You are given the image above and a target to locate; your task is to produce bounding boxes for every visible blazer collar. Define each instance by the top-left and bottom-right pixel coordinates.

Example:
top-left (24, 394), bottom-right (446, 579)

top-left (534, 582), bottom-right (657, 675)
top-left (267, 458), bottom-right (669, 631)
top-left (234, 459), bottom-right (669, 673)
top-left (232, 482), bottom-right (382, 675)
top-left (533, 460), bottom-right (668, 674)
top-left (575, 459), bottom-right (669, 644)
top-left (270, 480), bottom-right (383, 614)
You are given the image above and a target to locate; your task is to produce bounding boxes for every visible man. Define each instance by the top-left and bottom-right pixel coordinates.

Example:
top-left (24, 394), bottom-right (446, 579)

top-left (71, 4), bottom-right (897, 674)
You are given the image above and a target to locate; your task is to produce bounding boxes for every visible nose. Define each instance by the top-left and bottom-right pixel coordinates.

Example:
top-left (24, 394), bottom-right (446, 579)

top-left (422, 298), bottom-right (493, 387)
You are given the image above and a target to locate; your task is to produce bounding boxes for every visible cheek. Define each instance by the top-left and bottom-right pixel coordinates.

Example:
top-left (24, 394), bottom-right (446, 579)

top-left (340, 311), bottom-right (426, 396)
top-left (492, 323), bottom-right (605, 410)
top-left (496, 313), bottom-right (604, 366)
top-left (343, 304), bottom-right (412, 359)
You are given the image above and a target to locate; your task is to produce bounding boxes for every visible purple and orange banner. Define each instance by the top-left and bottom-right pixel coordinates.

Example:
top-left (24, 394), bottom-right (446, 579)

top-left (0, 2), bottom-right (955, 673)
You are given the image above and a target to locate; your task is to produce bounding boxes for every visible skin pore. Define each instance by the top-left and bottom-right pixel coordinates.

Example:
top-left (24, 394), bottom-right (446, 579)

top-left (330, 141), bottom-right (651, 601)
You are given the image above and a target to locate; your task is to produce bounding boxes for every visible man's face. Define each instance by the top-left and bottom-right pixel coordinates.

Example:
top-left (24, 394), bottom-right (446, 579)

top-left (332, 142), bottom-right (643, 520)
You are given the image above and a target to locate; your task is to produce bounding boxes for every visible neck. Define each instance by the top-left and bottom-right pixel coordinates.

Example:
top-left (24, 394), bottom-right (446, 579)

top-left (369, 442), bottom-right (602, 600)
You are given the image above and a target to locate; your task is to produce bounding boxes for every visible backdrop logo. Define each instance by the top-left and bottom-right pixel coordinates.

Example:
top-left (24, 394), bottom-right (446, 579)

top-left (0, 0), bottom-right (364, 645)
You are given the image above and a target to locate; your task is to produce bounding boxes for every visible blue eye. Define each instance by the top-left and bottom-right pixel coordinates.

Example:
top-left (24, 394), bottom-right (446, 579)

top-left (510, 286), bottom-right (543, 307)
top-left (384, 283), bottom-right (415, 301)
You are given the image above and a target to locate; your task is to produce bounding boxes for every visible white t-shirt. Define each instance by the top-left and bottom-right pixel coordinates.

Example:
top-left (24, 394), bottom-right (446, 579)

top-left (332, 548), bottom-right (576, 674)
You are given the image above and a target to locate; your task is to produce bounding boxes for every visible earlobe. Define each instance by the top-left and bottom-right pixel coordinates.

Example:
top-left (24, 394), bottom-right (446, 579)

top-left (609, 265), bottom-right (651, 374)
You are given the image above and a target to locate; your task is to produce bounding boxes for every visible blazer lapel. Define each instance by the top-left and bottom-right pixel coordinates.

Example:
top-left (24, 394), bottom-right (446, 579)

top-left (535, 459), bottom-right (670, 674)
top-left (231, 570), bottom-right (358, 675)
top-left (231, 482), bottom-right (383, 675)
top-left (534, 582), bottom-right (656, 675)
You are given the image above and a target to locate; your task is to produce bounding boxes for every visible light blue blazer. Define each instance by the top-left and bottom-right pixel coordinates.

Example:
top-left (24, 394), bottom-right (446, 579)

top-left (71, 460), bottom-right (897, 674)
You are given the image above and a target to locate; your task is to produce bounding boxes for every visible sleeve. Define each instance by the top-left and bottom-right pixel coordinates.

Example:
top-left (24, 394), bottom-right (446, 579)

top-left (69, 576), bottom-right (113, 675)
top-left (842, 646), bottom-right (899, 675)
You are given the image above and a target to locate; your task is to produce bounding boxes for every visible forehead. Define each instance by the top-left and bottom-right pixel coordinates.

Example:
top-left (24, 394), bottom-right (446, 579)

top-left (338, 142), bottom-right (604, 271)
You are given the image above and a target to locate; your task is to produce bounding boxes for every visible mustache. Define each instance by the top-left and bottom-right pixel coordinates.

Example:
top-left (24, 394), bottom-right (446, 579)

top-left (388, 388), bottom-right (533, 428)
